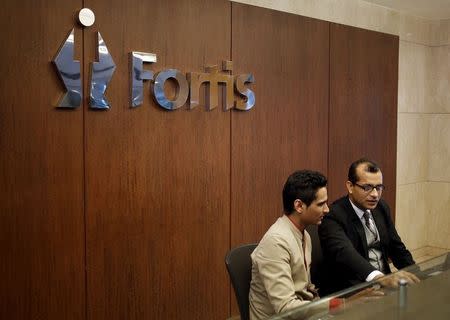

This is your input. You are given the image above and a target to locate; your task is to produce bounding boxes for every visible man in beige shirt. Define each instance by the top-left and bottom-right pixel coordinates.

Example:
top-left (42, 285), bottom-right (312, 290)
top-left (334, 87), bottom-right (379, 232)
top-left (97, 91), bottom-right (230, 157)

top-left (249, 170), bottom-right (329, 320)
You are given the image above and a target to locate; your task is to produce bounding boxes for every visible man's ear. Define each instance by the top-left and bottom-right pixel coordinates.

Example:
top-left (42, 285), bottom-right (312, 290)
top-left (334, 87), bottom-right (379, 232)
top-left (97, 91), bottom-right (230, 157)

top-left (346, 181), bottom-right (353, 195)
top-left (294, 199), bottom-right (304, 213)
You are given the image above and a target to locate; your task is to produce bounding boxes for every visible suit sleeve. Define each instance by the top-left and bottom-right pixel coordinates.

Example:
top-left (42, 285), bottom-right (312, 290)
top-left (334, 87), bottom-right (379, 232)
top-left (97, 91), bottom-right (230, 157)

top-left (253, 234), bottom-right (310, 314)
top-left (319, 211), bottom-right (376, 281)
top-left (379, 201), bottom-right (415, 269)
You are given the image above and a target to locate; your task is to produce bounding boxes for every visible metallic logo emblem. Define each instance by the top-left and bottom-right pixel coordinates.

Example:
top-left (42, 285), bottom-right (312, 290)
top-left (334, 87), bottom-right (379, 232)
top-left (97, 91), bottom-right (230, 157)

top-left (53, 8), bottom-right (116, 109)
top-left (90, 33), bottom-right (116, 109)
top-left (52, 29), bottom-right (82, 108)
top-left (53, 9), bottom-right (254, 111)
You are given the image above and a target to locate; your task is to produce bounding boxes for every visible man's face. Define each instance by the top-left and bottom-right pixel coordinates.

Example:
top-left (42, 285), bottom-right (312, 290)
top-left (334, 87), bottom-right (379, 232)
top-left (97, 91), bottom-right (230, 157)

top-left (298, 187), bottom-right (329, 226)
top-left (347, 165), bottom-right (383, 210)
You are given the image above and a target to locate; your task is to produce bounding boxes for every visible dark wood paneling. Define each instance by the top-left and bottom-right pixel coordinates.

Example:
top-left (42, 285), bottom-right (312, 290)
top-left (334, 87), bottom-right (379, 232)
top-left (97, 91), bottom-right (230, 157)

top-left (0, 1), bottom-right (85, 319)
top-left (84, 1), bottom-right (230, 319)
top-left (329, 24), bottom-right (398, 214)
top-left (231, 4), bottom-right (330, 246)
top-left (0, 2), bottom-right (400, 320)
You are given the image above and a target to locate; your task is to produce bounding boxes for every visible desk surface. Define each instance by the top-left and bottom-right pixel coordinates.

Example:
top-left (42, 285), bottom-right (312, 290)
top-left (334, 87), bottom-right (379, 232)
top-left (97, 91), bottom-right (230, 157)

top-left (269, 253), bottom-right (450, 320)
top-left (330, 269), bottom-right (450, 320)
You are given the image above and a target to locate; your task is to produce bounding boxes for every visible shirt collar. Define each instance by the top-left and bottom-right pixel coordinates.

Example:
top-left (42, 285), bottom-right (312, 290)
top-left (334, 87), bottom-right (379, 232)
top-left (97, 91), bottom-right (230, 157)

top-left (349, 198), bottom-right (366, 220)
top-left (282, 215), bottom-right (304, 238)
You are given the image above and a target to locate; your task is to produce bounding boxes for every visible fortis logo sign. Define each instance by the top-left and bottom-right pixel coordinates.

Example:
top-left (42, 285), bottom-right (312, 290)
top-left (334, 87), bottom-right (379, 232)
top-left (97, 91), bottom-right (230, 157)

top-left (53, 8), bottom-right (255, 111)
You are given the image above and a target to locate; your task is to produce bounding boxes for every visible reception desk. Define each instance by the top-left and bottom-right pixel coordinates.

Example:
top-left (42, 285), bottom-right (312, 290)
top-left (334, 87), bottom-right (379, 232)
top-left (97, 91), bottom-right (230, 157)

top-left (268, 253), bottom-right (450, 320)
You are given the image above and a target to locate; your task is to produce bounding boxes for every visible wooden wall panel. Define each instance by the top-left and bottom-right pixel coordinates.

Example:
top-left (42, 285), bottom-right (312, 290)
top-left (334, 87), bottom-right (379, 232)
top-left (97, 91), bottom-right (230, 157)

top-left (231, 4), bottom-right (330, 246)
top-left (0, 2), bottom-right (400, 320)
top-left (329, 24), bottom-right (398, 214)
top-left (84, 1), bottom-right (231, 319)
top-left (0, 1), bottom-right (85, 319)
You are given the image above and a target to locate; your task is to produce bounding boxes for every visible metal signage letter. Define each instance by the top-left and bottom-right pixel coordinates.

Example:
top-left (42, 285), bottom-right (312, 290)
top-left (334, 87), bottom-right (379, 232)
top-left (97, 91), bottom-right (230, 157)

top-left (235, 74), bottom-right (255, 111)
top-left (153, 69), bottom-right (189, 110)
top-left (130, 51), bottom-right (157, 107)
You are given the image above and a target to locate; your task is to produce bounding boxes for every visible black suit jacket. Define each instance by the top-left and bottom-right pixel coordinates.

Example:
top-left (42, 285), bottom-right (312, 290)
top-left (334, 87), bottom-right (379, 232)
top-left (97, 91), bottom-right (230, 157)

top-left (317, 196), bottom-right (415, 295)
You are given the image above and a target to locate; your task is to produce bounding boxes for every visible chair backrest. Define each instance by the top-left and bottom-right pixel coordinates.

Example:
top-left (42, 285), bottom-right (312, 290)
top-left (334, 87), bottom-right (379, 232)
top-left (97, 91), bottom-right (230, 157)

top-left (306, 224), bottom-right (326, 293)
top-left (225, 243), bottom-right (258, 320)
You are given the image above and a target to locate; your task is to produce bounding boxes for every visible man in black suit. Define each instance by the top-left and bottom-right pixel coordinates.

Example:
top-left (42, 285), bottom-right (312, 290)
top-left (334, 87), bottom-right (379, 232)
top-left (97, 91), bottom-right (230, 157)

top-left (318, 158), bottom-right (419, 295)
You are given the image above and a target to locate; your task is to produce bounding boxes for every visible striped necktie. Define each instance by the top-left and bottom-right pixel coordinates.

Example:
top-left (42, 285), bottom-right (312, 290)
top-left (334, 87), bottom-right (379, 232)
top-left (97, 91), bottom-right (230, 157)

top-left (363, 210), bottom-right (378, 240)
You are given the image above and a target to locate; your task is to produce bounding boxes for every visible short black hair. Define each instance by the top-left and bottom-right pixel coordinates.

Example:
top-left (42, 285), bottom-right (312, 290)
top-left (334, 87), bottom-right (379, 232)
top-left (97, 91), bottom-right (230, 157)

top-left (282, 170), bottom-right (327, 214)
top-left (348, 158), bottom-right (380, 184)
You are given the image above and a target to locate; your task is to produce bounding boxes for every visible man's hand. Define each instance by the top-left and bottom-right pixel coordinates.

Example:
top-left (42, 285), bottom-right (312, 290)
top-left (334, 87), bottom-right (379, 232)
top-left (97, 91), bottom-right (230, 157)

top-left (347, 286), bottom-right (385, 301)
top-left (373, 270), bottom-right (420, 288)
top-left (330, 287), bottom-right (385, 314)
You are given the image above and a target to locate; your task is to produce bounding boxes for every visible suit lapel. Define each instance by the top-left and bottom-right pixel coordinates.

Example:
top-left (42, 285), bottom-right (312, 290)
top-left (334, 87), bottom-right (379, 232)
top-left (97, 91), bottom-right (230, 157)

top-left (344, 197), bottom-right (369, 258)
top-left (371, 206), bottom-right (386, 243)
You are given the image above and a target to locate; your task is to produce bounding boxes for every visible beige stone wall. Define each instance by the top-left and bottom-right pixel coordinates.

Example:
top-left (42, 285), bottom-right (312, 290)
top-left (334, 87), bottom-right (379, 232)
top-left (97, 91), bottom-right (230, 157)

top-left (232, 0), bottom-right (450, 251)
top-left (396, 19), bottom-right (450, 251)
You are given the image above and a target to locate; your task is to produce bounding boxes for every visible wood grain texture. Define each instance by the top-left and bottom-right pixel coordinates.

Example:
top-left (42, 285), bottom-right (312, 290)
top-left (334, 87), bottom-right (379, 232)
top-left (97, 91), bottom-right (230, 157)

top-left (231, 4), bottom-right (330, 247)
top-left (0, 2), bottom-right (401, 320)
top-left (328, 23), bottom-right (399, 216)
top-left (83, 0), bottom-right (231, 319)
top-left (0, 1), bottom-right (85, 319)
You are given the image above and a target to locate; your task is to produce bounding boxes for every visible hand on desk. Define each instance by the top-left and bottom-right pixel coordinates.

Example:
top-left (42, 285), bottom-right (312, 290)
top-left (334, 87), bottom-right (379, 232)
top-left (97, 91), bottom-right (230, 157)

top-left (348, 286), bottom-right (385, 300)
top-left (330, 287), bottom-right (385, 314)
top-left (330, 270), bottom-right (420, 314)
top-left (374, 270), bottom-right (420, 288)
top-left (347, 286), bottom-right (385, 305)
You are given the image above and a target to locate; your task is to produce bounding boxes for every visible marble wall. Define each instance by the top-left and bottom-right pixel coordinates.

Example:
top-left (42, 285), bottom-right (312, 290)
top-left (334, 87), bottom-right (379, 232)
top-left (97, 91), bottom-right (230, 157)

top-left (232, 0), bottom-right (450, 251)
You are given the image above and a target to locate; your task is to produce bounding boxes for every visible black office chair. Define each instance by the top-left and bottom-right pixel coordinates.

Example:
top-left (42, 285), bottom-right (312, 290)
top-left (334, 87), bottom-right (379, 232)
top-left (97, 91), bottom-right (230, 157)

top-left (225, 243), bottom-right (258, 320)
top-left (306, 224), bottom-right (326, 293)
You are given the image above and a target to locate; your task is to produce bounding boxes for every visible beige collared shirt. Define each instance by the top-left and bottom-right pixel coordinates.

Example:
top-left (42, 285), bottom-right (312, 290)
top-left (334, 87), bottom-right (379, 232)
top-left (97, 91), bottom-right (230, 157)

top-left (249, 215), bottom-right (319, 320)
